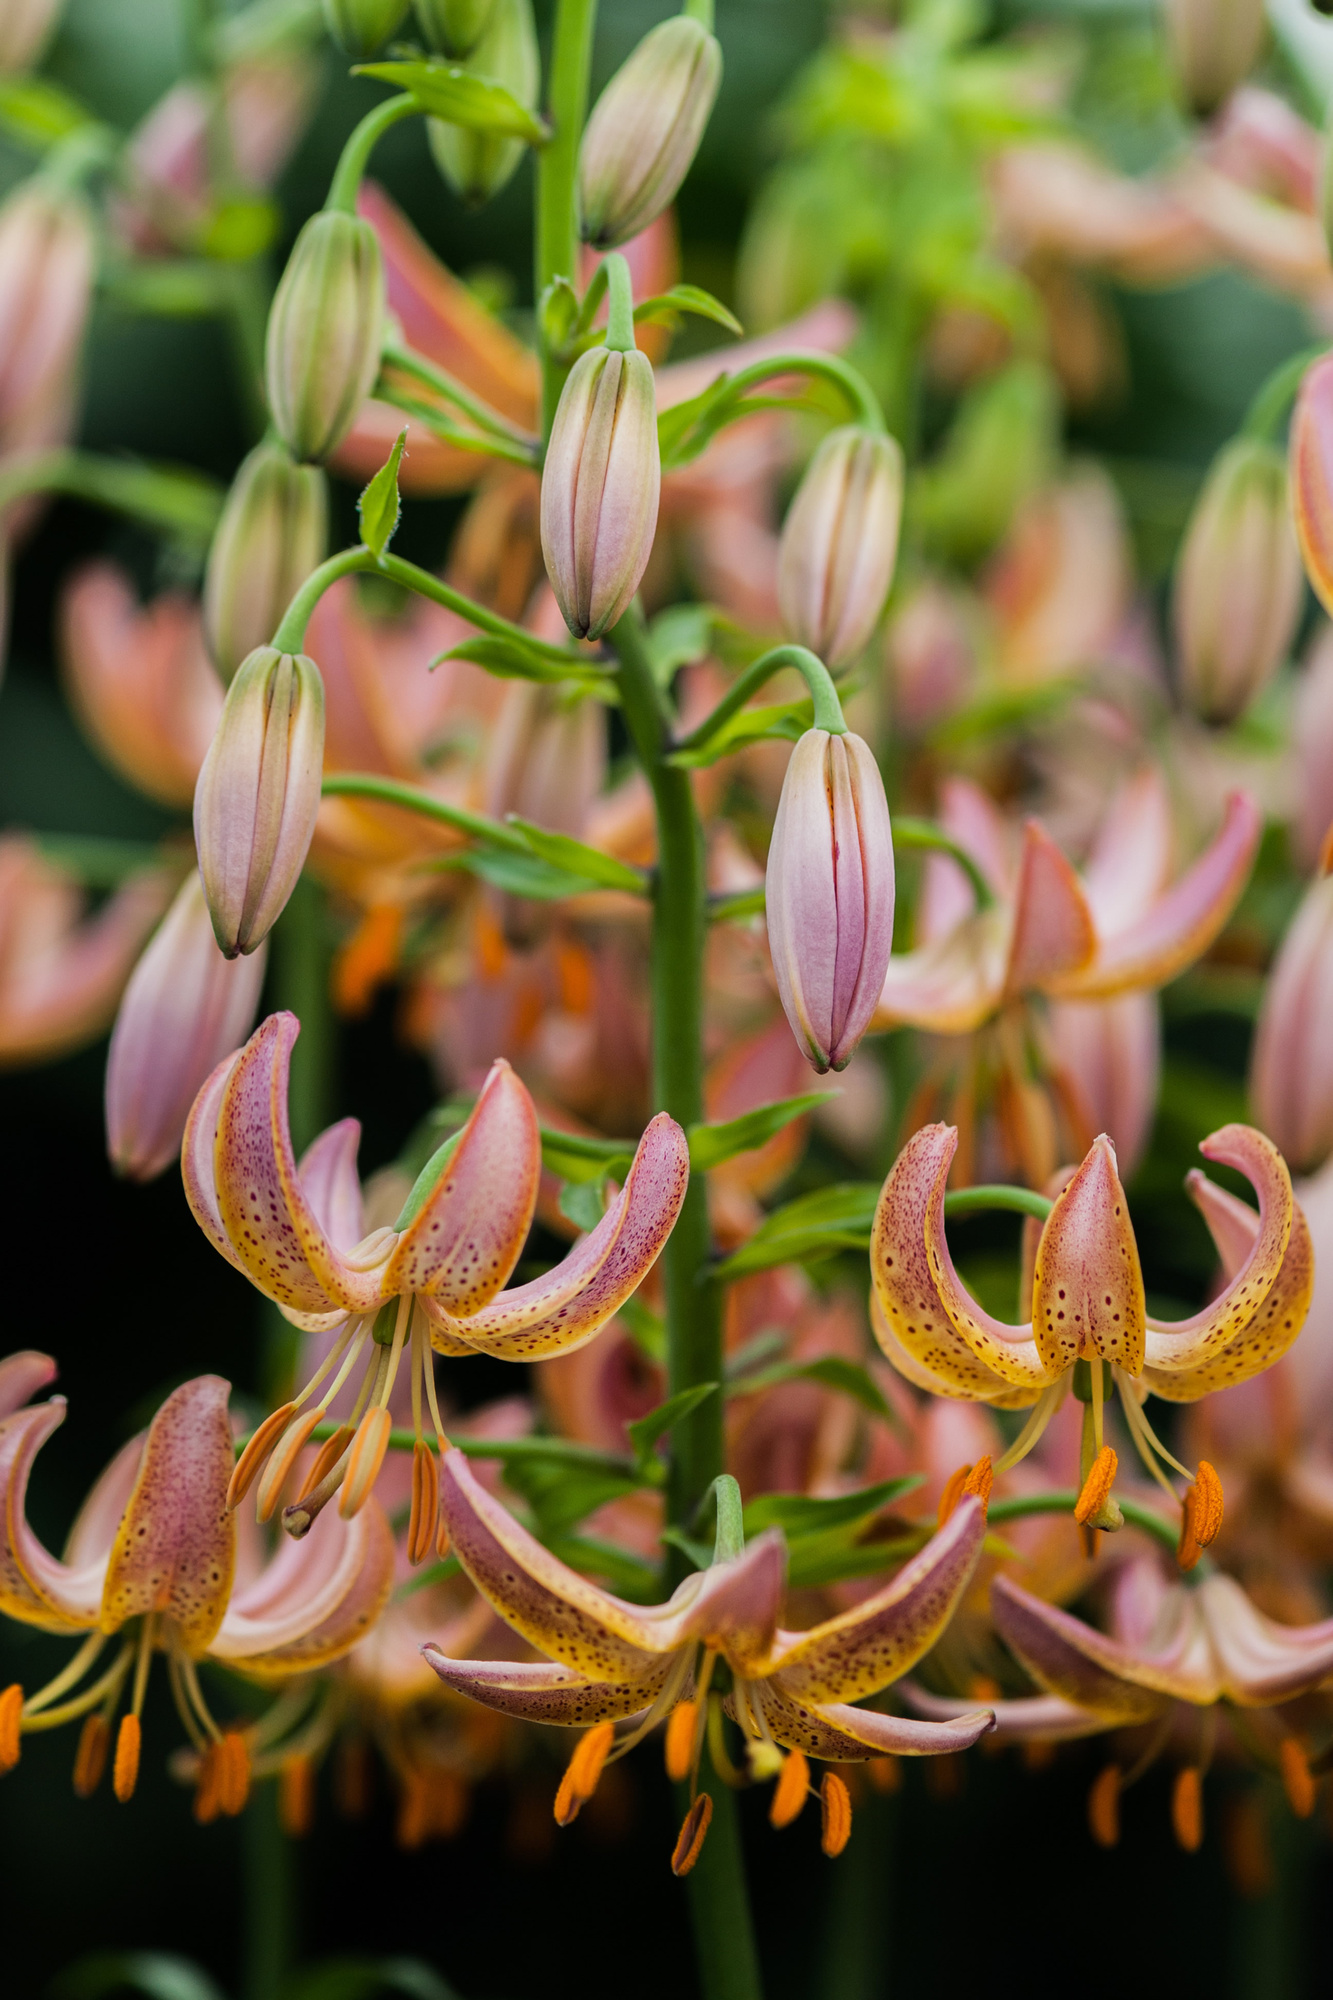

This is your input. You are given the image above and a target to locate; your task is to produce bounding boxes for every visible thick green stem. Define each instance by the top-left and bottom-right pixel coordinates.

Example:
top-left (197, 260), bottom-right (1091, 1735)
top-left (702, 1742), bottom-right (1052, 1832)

top-left (603, 252), bottom-right (636, 352)
top-left (241, 1780), bottom-right (294, 2000)
top-left (325, 94), bottom-right (421, 215)
top-left (987, 1490), bottom-right (1189, 1563)
top-left (536, 0), bottom-right (599, 432)
top-left (611, 605), bottom-right (762, 2000)
top-left (816, 1786), bottom-right (897, 2000)
top-left (672, 644), bottom-right (846, 753)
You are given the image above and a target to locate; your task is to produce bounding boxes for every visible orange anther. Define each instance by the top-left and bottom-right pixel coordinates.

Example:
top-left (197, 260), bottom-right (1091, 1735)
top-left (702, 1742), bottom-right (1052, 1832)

top-left (333, 904), bottom-right (404, 1017)
top-left (671, 1791), bottom-right (714, 1876)
top-left (73, 1715), bottom-right (109, 1799)
top-left (937, 1465), bottom-right (970, 1526)
top-left (295, 1423), bottom-right (353, 1505)
top-left (1074, 1445), bottom-right (1119, 1526)
top-left (340, 1406), bottom-right (393, 1518)
top-left (113, 1713), bottom-right (141, 1803)
top-left (769, 1748), bottom-right (811, 1829)
top-left (0, 1683), bottom-right (22, 1773)
top-left (396, 1767), bottom-right (430, 1850)
top-left (1087, 1764), bottom-right (1121, 1848)
top-left (280, 1754), bottom-right (315, 1838)
top-left (1279, 1737), bottom-right (1316, 1819)
top-left (665, 1700), bottom-right (699, 1783)
top-left (194, 1741), bottom-right (221, 1824)
top-left (228, 1403), bottom-right (297, 1510)
top-left (1171, 1767), bottom-right (1203, 1853)
top-left (962, 1456), bottom-right (993, 1513)
top-left (820, 1773), bottom-right (853, 1857)
top-left (554, 1720), bottom-right (615, 1825)
top-left (217, 1731), bottom-right (251, 1817)
top-left (866, 1756), bottom-right (900, 1795)
top-left (335, 1736), bottom-right (372, 1818)
top-left (256, 1409), bottom-right (325, 1522)
top-left (407, 1440), bottom-right (441, 1567)
top-left (1193, 1462), bottom-right (1224, 1547)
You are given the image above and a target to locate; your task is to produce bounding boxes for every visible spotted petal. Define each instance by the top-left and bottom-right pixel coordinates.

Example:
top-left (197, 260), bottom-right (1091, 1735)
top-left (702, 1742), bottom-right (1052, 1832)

top-left (181, 1048), bottom-right (248, 1275)
top-left (1003, 820), bottom-right (1096, 996)
top-left (749, 1679), bottom-right (994, 1759)
top-left (0, 1399), bottom-right (102, 1632)
top-left (211, 1497), bottom-right (394, 1679)
top-left (992, 1573), bottom-right (1211, 1713)
top-left (871, 908), bottom-right (1010, 1034)
top-left (420, 1651), bottom-right (671, 1723)
top-left (1031, 1135), bottom-right (1144, 1375)
top-left (904, 1682), bottom-right (1117, 1741)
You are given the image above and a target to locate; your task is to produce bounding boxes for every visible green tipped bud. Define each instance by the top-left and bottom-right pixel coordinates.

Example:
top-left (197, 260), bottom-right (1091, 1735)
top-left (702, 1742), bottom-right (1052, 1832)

top-left (194, 647), bottom-right (326, 957)
top-left (579, 17), bottom-right (722, 251)
top-left (265, 211), bottom-right (385, 464)
top-left (320, 0), bottom-right (411, 56)
top-left (540, 344), bottom-right (660, 640)
top-left (203, 443), bottom-right (328, 682)
top-left (427, 0), bottom-right (539, 207)
top-left (779, 427), bottom-right (904, 670)
top-left (413, 0), bottom-right (496, 56)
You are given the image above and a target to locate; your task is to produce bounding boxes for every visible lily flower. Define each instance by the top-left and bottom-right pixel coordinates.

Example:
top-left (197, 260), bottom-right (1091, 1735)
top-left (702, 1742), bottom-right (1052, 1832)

top-left (183, 1012), bottom-right (689, 1538)
top-left (421, 1452), bottom-right (994, 1869)
top-left (870, 1117), bottom-right (1313, 1538)
top-left (0, 1365), bottom-right (393, 1810)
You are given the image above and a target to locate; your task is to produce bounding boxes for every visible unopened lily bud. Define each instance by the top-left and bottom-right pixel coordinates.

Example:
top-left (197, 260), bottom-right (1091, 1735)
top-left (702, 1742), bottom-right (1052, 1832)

top-left (321, 0), bottom-right (410, 55)
top-left (579, 16), bottom-right (722, 250)
top-left (1172, 437), bottom-right (1301, 723)
top-left (1163, 0), bottom-right (1266, 116)
top-left (0, 176), bottom-right (94, 449)
top-left (265, 211), bottom-right (385, 463)
top-left (1251, 873), bottom-right (1333, 1172)
top-left (107, 872), bottom-right (267, 1180)
top-left (193, 646), bottom-right (326, 957)
top-left (0, 0), bottom-right (63, 73)
top-left (203, 442), bottom-right (328, 681)
top-left (428, 0), bottom-right (538, 206)
top-left (765, 728), bottom-right (895, 1073)
top-left (540, 343), bottom-right (660, 639)
top-left (1291, 353), bottom-right (1333, 616)
top-left (778, 426), bottom-right (905, 669)
top-left (413, 0), bottom-right (495, 55)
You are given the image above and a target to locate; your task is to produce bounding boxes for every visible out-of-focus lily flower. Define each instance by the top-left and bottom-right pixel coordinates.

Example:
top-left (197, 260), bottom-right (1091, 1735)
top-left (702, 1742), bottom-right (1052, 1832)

top-left (483, 679), bottom-right (606, 942)
top-left (0, 1369), bottom-right (393, 1806)
top-left (578, 15), bottom-right (722, 251)
top-left (184, 1013), bottom-right (688, 1534)
top-left (766, 728), bottom-right (895, 1074)
top-left (266, 210), bottom-right (385, 464)
top-left (0, 176), bottom-right (95, 457)
top-left (1170, 158), bottom-right (1333, 312)
top-left (1291, 352), bottom-right (1333, 616)
top-left (987, 143), bottom-right (1212, 286)
top-left (884, 578), bottom-right (977, 733)
top-left (777, 427), bottom-right (904, 669)
top-left (105, 872), bottom-right (266, 1183)
top-left (540, 340), bottom-right (661, 640)
top-left (1203, 87), bottom-right (1320, 212)
top-left (1251, 873), bottom-right (1333, 1173)
top-left (203, 442), bottom-right (328, 681)
top-left (1290, 624), bottom-right (1333, 867)
top-left (983, 468), bottom-right (1132, 685)
top-left (0, 0), bottom-right (63, 72)
top-left (1046, 990), bottom-right (1160, 1181)
top-left (0, 837), bottom-right (170, 1065)
top-left (1163, 0), bottom-right (1266, 115)
top-left (422, 1451), bottom-right (993, 1866)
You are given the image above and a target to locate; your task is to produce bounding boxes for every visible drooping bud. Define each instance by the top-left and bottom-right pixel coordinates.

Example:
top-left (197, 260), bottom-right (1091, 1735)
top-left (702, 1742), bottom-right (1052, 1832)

top-left (765, 728), bottom-right (895, 1074)
top-left (578, 16), bottom-right (722, 250)
top-left (413, 0), bottom-right (496, 55)
top-left (1172, 437), bottom-right (1301, 724)
top-left (321, 0), bottom-right (410, 56)
top-left (427, 0), bottom-right (539, 206)
top-left (203, 442), bottom-right (328, 680)
top-left (778, 426), bottom-right (905, 669)
top-left (1290, 353), bottom-right (1333, 616)
top-left (265, 211), bottom-right (385, 463)
top-left (540, 343), bottom-right (660, 639)
top-left (1162, 0), bottom-right (1266, 116)
top-left (105, 872), bottom-right (267, 1181)
top-left (193, 646), bottom-right (326, 957)
top-left (1250, 872), bottom-right (1333, 1172)
top-left (0, 176), bottom-right (95, 453)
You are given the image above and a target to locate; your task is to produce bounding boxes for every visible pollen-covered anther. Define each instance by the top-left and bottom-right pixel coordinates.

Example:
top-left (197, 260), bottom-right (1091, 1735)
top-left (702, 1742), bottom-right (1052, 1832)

top-left (1171, 1767), bottom-right (1203, 1853)
top-left (217, 1730), bottom-right (251, 1816)
top-left (820, 1772), bottom-right (853, 1856)
top-left (671, 1791), bottom-right (713, 1875)
top-left (1074, 1445), bottom-right (1120, 1527)
top-left (0, 1683), bottom-right (22, 1773)
top-left (937, 1463), bottom-right (974, 1526)
top-left (229, 1401), bottom-right (297, 1509)
top-left (280, 1754), bottom-right (316, 1837)
top-left (73, 1715), bottom-right (109, 1798)
top-left (554, 1719), bottom-right (615, 1826)
top-left (408, 1440), bottom-right (441, 1567)
top-left (194, 1740), bottom-right (222, 1824)
top-left (664, 1699), bottom-right (699, 1783)
top-left (1177, 1464), bottom-right (1223, 1571)
top-left (769, 1747), bottom-right (811, 1829)
top-left (340, 1406), bottom-right (393, 1519)
top-left (1279, 1737), bottom-right (1316, 1819)
top-left (113, 1713), bottom-right (141, 1804)
top-left (1088, 1764), bottom-right (1121, 1848)
top-left (962, 1455), bottom-right (993, 1513)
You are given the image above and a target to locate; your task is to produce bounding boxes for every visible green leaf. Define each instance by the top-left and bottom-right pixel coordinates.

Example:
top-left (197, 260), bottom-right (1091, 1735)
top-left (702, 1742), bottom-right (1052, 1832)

top-left (667, 699), bottom-right (812, 768)
top-left (743, 1476), bottom-right (922, 1537)
top-left (728, 1355), bottom-right (901, 1428)
top-left (433, 848), bottom-right (605, 900)
top-left (558, 1178), bottom-right (607, 1232)
top-left (634, 285), bottom-right (743, 336)
top-left (539, 275), bottom-right (579, 351)
top-left (503, 1456), bottom-right (643, 1535)
top-left (626, 1383), bottom-right (719, 1471)
top-left (709, 885), bottom-right (766, 924)
top-left (714, 1183), bottom-right (880, 1280)
top-left (539, 1126), bottom-right (637, 1183)
top-left (0, 76), bottom-right (95, 148)
top-left (435, 634), bottom-right (593, 685)
top-left (54, 1954), bottom-right (228, 2000)
top-left (786, 1529), bottom-right (930, 1590)
top-left (286, 1958), bottom-right (464, 2000)
top-left (358, 429), bottom-right (408, 559)
top-left (543, 1534), bottom-right (661, 1598)
top-left (660, 1524), bottom-right (713, 1572)
top-left (645, 603), bottom-right (715, 688)
top-left (394, 1127), bottom-right (465, 1231)
top-left (353, 62), bottom-right (549, 143)
top-left (688, 1092), bottom-right (829, 1172)
top-left (505, 817), bottom-right (648, 896)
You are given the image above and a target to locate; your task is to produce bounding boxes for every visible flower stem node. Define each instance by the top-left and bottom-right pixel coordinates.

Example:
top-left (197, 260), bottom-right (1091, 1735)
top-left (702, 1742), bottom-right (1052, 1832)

top-left (265, 210), bottom-right (386, 464)
top-left (671, 1790), bottom-right (714, 1876)
top-left (578, 17), bottom-right (722, 250)
top-left (778, 427), bottom-right (904, 670)
top-left (540, 343), bottom-right (661, 641)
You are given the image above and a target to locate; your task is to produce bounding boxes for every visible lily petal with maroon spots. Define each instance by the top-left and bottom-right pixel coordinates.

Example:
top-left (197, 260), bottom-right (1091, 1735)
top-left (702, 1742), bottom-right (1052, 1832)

top-left (213, 1497), bottom-right (394, 1679)
top-left (181, 1048), bottom-right (248, 1275)
top-left (750, 1680), bottom-right (995, 1759)
top-left (0, 1399), bottom-right (102, 1631)
top-left (1031, 1135), bottom-right (1145, 1376)
top-left (992, 1574), bottom-right (1206, 1713)
top-left (420, 1651), bottom-right (671, 1723)
top-left (914, 1125), bottom-right (1052, 1389)
top-left (1143, 1189), bottom-right (1313, 1400)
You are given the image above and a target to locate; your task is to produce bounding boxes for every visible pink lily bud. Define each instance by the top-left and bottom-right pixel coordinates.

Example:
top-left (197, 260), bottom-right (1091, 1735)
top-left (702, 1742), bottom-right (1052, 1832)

top-left (106, 872), bottom-right (267, 1181)
top-left (1163, 0), bottom-right (1266, 115)
top-left (193, 646), bottom-right (326, 957)
top-left (0, 176), bottom-right (94, 452)
top-left (265, 211), bottom-right (385, 463)
top-left (1291, 353), bottom-right (1333, 617)
top-left (765, 728), bottom-right (895, 1073)
top-left (578, 16), bottom-right (722, 250)
top-left (203, 442), bottom-right (328, 680)
top-left (540, 344), bottom-right (660, 639)
top-left (321, 0), bottom-right (410, 56)
top-left (778, 426), bottom-right (904, 669)
top-left (413, 0), bottom-right (496, 55)
top-left (0, 0), bottom-right (63, 72)
top-left (1251, 874), bottom-right (1333, 1172)
top-left (1172, 437), bottom-right (1301, 723)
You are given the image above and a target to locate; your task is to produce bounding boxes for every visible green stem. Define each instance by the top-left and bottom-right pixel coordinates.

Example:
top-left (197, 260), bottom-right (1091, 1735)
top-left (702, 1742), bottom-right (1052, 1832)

top-left (241, 1780), bottom-right (294, 2000)
top-left (816, 1785), bottom-right (896, 2000)
top-left (671, 644), bottom-right (846, 752)
top-left (987, 1490), bottom-right (1189, 1562)
top-left (892, 817), bottom-right (996, 911)
top-left (723, 352), bottom-right (884, 433)
top-left (321, 771), bottom-right (532, 851)
top-left (942, 1184), bottom-right (1051, 1222)
top-left (272, 874), bottom-right (334, 1153)
top-left (381, 342), bottom-right (540, 446)
top-left (1241, 342), bottom-right (1327, 442)
top-left (682, 0), bottom-right (715, 24)
top-left (325, 94), bottom-right (422, 214)
top-left (270, 544), bottom-right (577, 660)
top-left (603, 252), bottom-right (635, 353)
top-left (373, 384), bottom-right (542, 467)
top-left (0, 449), bottom-right (222, 541)
top-left (536, 0), bottom-right (599, 432)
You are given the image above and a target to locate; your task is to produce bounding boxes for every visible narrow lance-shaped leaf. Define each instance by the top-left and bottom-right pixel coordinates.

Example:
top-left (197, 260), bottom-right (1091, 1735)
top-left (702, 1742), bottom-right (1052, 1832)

top-left (743, 1475), bottom-right (923, 1537)
top-left (625, 1383), bottom-right (719, 1474)
top-left (633, 285), bottom-right (744, 335)
top-left (715, 1183), bottom-right (880, 1280)
top-left (358, 427), bottom-right (407, 558)
top-left (688, 1091), bottom-right (831, 1171)
top-left (727, 1355), bottom-right (900, 1426)
top-left (435, 635), bottom-right (602, 685)
top-left (506, 816), bottom-right (650, 895)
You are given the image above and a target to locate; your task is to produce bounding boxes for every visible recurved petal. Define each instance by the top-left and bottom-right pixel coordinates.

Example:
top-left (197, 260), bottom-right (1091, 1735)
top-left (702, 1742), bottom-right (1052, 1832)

top-left (764, 1496), bottom-right (987, 1704)
top-left (211, 1497), bottom-right (394, 1679)
top-left (420, 1651), bottom-right (669, 1723)
top-left (991, 1572), bottom-right (1215, 1710)
top-left (869, 1292), bottom-right (1040, 1409)
top-left (1142, 1191), bottom-right (1313, 1400)
top-left (181, 1048), bottom-right (248, 1274)
top-left (1004, 820), bottom-right (1096, 996)
top-left (435, 1113), bottom-right (689, 1360)
top-left (0, 1399), bottom-right (103, 1631)
top-left (903, 1682), bottom-right (1117, 1741)
top-left (1031, 1135), bottom-right (1144, 1375)
top-left (750, 1679), bottom-right (995, 1759)
top-left (100, 1376), bottom-right (237, 1656)
top-left (871, 908), bottom-right (1010, 1034)
top-left (1144, 1125), bottom-right (1293, 1372)
top-left (1195, 1573), bottom-right (1333, 1705)
top-left (298, 1118), bottom-right (365, 1251)
top-left (686, 1529), bottom-right (786, 1675)
top-left (0, 1351), bottom-right (56, 1419)
top-left (384, 1057), bottom-right (539, 1309)
top-left (915, 1125), bottom-right (1052, 1388)
top-left (1046, 791), bottom-right (1261, 999)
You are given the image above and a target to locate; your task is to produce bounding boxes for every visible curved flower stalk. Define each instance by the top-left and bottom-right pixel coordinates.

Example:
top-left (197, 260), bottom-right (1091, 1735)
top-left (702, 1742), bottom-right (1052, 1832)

top-left (184, 1012), bottom-right (689, 1537)
top-left (0, 1366), bottom-right (393, 1810)
top-left (870, 1118), bottom-right (1313, 1541)
top-left (422, 1453), bottom-right (993, 1869)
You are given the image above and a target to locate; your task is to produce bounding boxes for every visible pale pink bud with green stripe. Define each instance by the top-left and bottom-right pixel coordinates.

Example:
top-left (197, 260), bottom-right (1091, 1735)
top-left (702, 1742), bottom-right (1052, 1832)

top-left (1173, 436), bottom-right (1301, 723)
top-left (1292, 353), bottom-right (1333, 617)
top-left (265, 210), bottom-right (385, 463)
top-left (578, 16), bottom-right (722, 251)
top-left (778, 427), bottom-right (904, 669)
top-left (540, 344), bottom-right (660, 639)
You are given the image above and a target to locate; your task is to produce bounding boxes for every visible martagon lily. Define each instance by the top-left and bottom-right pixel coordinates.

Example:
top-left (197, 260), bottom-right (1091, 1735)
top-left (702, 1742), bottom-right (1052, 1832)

top-left (0, 1361), bottom-right (394, 1813)
top-left (184, 1012), bottom-right (689, 1541)
top-left (421, 1451), bottom-right (994, 1871)
top-left (870, 1119), bottom-right (1313, 1545)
